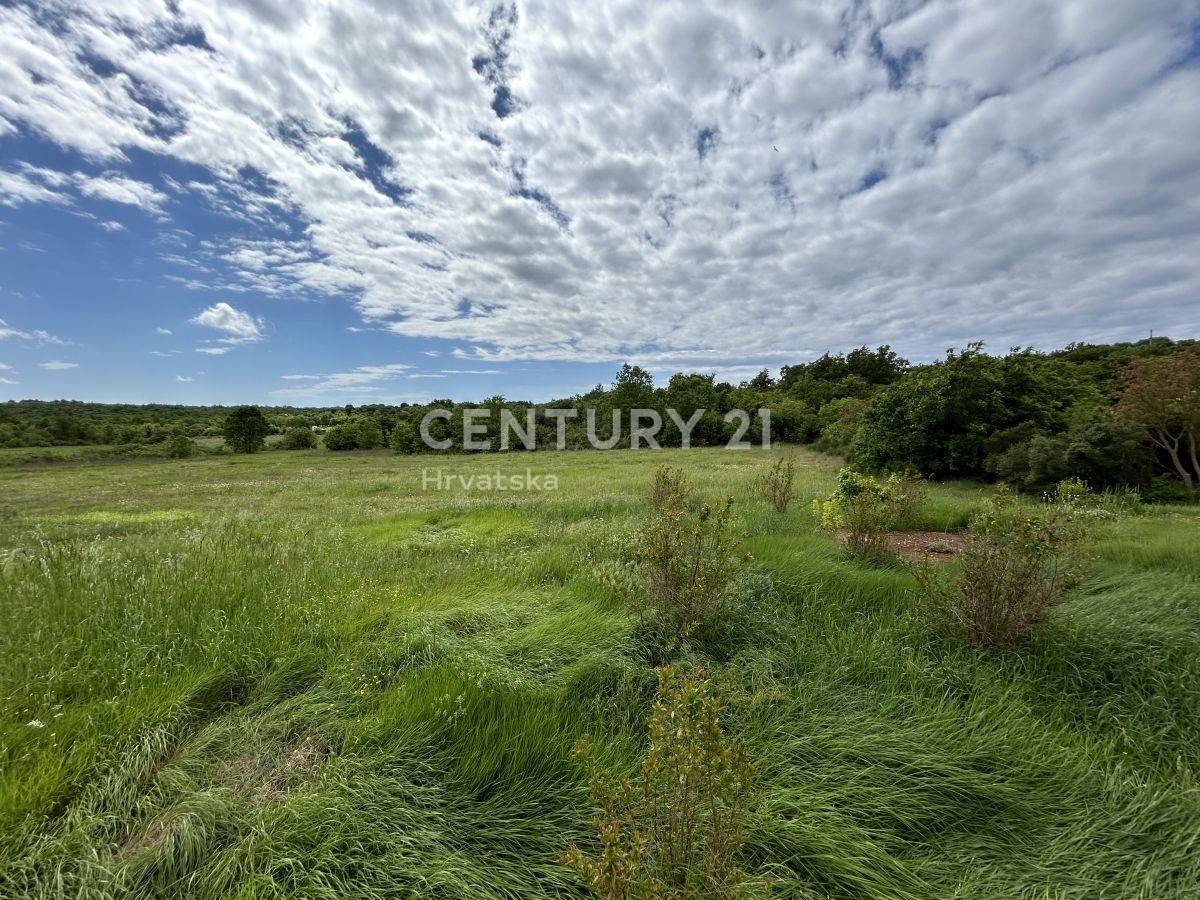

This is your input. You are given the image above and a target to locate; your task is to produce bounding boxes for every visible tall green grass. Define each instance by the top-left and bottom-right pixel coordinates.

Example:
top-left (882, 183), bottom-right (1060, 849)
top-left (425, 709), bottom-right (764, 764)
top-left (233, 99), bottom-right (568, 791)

top-left (2, 448), bottom-right (1199, 897)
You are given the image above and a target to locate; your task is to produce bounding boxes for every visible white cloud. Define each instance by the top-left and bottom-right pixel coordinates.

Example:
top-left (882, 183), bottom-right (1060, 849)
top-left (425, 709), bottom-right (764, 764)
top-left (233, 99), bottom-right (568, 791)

top-left (190, 301), bottom-right (264, 349)
top-left (270, 363), bottom-right (412, 398)
top-left (0, 362), bottom-right (10, 369)
top-left (72, 172), bottom-right (167, 212)
top-left (39, 360), bottom-right (78, 370)
top-left (155, 327), bottom-right (173, 335)
top-left (0, 319), bottom-right (63, 345)
top-left (0, 1), bottom-right (1197, 365)
top-left (0, 168), bottom-right (71, 207)
top-left (175, 374), bottom-right (193, 382)
top-left (99, 219), bottom-right (125, 231)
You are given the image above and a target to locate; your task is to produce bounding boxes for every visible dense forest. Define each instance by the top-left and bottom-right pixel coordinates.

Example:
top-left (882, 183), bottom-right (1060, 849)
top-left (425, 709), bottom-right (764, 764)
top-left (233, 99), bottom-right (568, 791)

top-left (4, 337), bottom-right (1198, 498)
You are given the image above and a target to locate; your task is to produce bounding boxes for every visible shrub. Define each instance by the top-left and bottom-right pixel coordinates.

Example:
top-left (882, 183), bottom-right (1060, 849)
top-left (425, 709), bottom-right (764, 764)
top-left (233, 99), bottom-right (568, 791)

top-left (813, 468), bottom-right (924, 560)
top-left (280, 426), bottom-right (317, 450)
top-left (322, 423), bottom-right (360, 451)
top-left (355, 417), bottom-right (384, 450)
top-left (755, 455), bottom-right (796, 512)
top-left (916, 491), bottom-right (1086, 651)
top-left (166, 433), bottom-right (196, 458)
top-left (562, 667), bottom-right (764, 899)
top-left (624, 467), bottom-right (738, 652)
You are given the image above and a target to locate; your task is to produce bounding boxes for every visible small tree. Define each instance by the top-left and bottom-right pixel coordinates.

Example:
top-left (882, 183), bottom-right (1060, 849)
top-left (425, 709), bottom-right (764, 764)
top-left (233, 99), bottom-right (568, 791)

top-left (222, 406), bottom-right (270, 454)
top-left (624, 467), bottom-right (738, 651)
top-left (916, 491), bottom-right (1086, 651)
top-left (562, 667), bottom-right (763, 899)
top-left (755, 455), bottom-right (795, 512)
top-left (1115, 351), bottom-right (1200, 493)
top-left (280, 426), bottom-right (317, 450)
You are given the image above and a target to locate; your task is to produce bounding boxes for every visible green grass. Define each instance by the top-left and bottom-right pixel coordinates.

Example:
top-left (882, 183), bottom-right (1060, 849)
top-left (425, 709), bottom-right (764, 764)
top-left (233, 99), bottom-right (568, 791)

top-left (2, 447), bottom-right (1199, 897)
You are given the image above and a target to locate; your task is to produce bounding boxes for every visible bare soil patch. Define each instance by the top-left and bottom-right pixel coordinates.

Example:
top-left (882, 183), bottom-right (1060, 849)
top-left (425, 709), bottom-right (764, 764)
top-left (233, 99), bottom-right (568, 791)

top-left (837, 530), bottom-right (967, 561)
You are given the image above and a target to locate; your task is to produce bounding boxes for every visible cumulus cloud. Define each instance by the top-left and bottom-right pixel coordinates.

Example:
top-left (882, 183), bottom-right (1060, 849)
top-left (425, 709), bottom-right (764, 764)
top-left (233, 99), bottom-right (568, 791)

top-left (39, 360), bottom-right (78, 370)
top-left (156, 327), bottom-right (173, 335)
top-left (0, 1), bottom-right (1198, 365)
top-left (189, 301), bottom-right (264, 349)
top-left (175, 375), bottom-right (193, 382)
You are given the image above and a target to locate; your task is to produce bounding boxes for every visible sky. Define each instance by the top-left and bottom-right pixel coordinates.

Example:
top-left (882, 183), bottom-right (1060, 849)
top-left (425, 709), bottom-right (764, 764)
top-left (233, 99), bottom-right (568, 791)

top-left (1, 0), bottom-right (1199, 406)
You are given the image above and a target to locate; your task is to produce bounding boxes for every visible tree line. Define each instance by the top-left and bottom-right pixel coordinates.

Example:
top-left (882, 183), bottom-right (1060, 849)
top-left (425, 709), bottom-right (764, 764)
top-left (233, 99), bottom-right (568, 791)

top-left (5, 336), bottom-right (1198, 497)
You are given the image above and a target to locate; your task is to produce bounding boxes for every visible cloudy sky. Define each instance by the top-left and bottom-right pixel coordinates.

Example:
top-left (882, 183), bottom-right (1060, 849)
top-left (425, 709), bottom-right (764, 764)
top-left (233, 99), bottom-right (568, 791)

top-left (1, 0), bottom-right (1198, 404)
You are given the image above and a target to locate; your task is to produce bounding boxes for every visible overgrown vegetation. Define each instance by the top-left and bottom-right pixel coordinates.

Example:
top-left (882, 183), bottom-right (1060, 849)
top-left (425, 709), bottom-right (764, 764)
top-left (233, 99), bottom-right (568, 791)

top-left (619, 466), bottom-right (739, 655)
top-left (3, 446), bottom-right (1200, 897)
top-left (562, 667), bottom-right (762, 899)
top-left (814, 468), bottom-right (925, 561)
top-left (754, 455), bottom-right (795, 512)
top-left (916, 489), bottom-right (1087, 651)
top-left (5, 336), bottom-right (1198, 498)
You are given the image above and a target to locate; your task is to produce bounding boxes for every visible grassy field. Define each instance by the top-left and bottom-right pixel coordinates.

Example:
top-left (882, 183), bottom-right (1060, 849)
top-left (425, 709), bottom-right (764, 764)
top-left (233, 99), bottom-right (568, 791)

top-left (1, 447), bottom-right (1199, 898)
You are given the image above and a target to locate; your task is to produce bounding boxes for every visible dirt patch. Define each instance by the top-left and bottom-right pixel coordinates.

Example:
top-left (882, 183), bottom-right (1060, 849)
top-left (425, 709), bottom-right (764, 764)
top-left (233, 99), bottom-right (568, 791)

top-left (837, 530), bottom-right (967, 561)
top-left (261, 735), bottom-right (326, 798)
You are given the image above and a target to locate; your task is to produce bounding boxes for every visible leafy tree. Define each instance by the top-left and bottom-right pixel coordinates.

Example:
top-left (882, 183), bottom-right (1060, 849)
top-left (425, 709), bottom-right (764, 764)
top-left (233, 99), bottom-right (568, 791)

top-left (355, 417), bottom-right (384, 450)
top-left (1115, 351), bottom-right (1200, 491)
top-left (222, 406), bottom-right (270, 454)
top-left (747, 368), bottom-right (775, 390)
top-left (610, 363), bottom-right (656, 410)
top-left (852, 345), bottom-right (1073, 477)
top-left (390, 419), bottom-right (419, 454)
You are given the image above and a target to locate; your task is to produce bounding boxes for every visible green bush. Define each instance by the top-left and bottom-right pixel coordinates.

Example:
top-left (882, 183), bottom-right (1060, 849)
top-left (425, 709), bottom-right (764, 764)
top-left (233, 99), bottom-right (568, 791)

top-left (355, 417), bottom-right (384, 450)
top-left (562, 667), bottom-right (763, 899)
top-left (754, 454), bottom-right (796, 512)
top-left (916, 491), bottom-right (1086, 651)
top-left (166, 433), bottom-right (196, 458)
top-left (222, 405), bottom-right (270, 454)
top-left (814, 468), bottom-right (925, 561)
top-left (621, 467), bottom-right (738, 654)
top-left (280, 426), bottom-right (317, 450)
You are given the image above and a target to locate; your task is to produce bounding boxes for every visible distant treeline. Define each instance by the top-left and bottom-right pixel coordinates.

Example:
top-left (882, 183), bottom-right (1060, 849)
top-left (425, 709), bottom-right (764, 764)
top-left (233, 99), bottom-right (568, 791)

top-left (3, 336), bottom-right (1198, 497)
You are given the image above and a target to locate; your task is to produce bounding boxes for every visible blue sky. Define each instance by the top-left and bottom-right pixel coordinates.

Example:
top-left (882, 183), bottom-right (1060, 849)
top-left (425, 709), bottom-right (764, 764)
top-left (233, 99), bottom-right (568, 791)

top-left (2, 1), bottom-right (1199, 405)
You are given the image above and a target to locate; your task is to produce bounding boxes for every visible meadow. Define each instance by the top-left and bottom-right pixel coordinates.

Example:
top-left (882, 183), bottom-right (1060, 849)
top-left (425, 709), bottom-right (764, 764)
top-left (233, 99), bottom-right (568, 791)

top-left (1, 447), bottom-right (1199, 898)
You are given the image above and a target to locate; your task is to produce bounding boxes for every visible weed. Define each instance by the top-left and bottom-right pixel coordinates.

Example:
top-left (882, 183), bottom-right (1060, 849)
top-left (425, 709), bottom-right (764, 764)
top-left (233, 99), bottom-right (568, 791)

top-left (562, 667), bottom-right (765, 899)
top-left (622, 467), bottom-right (738, 654)
top-left (755, 456), bottom-right (796, 513)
